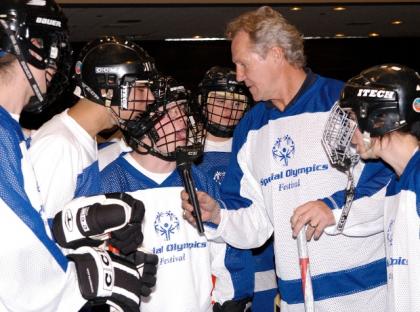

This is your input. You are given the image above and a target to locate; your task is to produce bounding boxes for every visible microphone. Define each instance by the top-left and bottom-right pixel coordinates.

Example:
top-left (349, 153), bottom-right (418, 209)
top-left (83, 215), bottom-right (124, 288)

top-left (176, 144), bottom-right (204, 234)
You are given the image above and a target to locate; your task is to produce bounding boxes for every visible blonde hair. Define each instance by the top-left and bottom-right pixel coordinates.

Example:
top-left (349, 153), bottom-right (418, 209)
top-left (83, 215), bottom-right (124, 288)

top-left (208, 91), bottom-right (247, 102)
top-left (226, 6), bottom-right (306, 67)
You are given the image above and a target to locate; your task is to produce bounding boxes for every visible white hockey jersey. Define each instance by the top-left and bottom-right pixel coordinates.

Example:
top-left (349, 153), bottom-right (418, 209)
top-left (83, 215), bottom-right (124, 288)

top-left (383, 150), bottom-right (420, 312)
top-left (100, 153), bottom-right (223, 312)
top-left (207, 72), bottom-right (393, 312)
top-left (30, 109), bottom-right (101, 220)
top-left (0, 107), bottom-right (85, 311)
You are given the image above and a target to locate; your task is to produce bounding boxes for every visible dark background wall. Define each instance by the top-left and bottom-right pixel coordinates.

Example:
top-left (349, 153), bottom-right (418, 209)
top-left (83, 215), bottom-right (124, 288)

top-left (20, 37), bottom-right (420, 129)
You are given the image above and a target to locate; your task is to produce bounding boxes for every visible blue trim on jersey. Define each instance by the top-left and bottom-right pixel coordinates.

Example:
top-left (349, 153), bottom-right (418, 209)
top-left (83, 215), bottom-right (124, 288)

top-left (278, 257), bottom-right (387, 304)
top-left (253, 288), bottom-right (278, 312)
top-left (75, 160), bottom-right (101, 197)
top-left (253, 238), bottom-right (275, 271)
top-left (323, 160), bottom-right (394, 210)
top-left (386, 150), bottom-right (420, 216)
top-left (100, 154), bottom-right (222, 196)
top-left (98, 141), bottom-right (114, 150)
top-left (225, 245), bottom-right (254, 299)
top-left (0, 107), bottom-right (67, 271)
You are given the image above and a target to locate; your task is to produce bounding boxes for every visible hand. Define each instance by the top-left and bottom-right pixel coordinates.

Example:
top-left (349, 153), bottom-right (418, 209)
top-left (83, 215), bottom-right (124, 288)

top-left (69, 247), bottom-right (152, 312)
top-left (106, 193), bottom-right (145, 255)
top-left (290, 200), bottom-right (335, 241)
top-left (180, 190), bottom-right (221, 225)
top-left (125, 248), bottom-right (159, 297)
top-left (52, 193), bottom-right (144, 254)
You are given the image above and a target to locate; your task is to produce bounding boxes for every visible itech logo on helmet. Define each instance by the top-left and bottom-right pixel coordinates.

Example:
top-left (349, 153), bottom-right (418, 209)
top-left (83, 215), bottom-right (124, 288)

top-left (357, 89), bottom-right (396, 99)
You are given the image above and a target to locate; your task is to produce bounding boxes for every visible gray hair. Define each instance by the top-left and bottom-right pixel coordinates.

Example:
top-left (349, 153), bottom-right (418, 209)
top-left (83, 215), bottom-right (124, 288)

top-left (226, 6), bottom-right (306, 67)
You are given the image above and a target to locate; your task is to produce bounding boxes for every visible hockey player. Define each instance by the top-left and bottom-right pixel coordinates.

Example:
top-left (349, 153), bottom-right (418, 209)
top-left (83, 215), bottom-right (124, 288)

top-left (195, 66), bottom-right (277, 311)
top-left (182, 6), bottom-right (394, 312)
top-left (0, 1), bottom-right (153, 311)
top-left (319, 64), bottom-right (420, 311)
top-left (30, 35), bottom-right (157, 222)
top-left (100, 74), bottom-right (249, 312)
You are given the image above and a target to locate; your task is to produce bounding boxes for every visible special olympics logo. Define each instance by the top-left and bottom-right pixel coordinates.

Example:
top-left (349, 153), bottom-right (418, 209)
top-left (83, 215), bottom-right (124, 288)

top-left (272, 135), bottom-right (295, 166)
top-left (213, 170), bottom-right (226, 186)
top-left (154, 211), bottom-right (180, 241)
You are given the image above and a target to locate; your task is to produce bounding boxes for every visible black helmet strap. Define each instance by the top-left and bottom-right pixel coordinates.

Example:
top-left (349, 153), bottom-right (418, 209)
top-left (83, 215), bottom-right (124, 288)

top-left (0, 19), bottom-right (44, 104)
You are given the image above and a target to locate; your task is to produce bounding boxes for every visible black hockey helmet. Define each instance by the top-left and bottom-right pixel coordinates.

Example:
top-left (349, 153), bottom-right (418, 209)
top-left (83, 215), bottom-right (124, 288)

top-left (196, 66), bottom-right (253, 137)
top-left (124, 74), bottom-right (204, 161)
top-left (74, 36), bottom-right (157, 128)
top-left (339, 64), bottom-right (420, 137)
top-left (0, 0), bottom-right (71, 113)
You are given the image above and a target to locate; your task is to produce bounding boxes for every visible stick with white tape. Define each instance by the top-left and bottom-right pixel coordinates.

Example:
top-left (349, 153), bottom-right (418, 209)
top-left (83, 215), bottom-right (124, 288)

top-left (297, 227), bottom-right (315, 312)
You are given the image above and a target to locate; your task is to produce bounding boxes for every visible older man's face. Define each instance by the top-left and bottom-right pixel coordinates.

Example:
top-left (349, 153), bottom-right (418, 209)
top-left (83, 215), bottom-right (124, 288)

top-left (231, 31), bottom-right (279, 102)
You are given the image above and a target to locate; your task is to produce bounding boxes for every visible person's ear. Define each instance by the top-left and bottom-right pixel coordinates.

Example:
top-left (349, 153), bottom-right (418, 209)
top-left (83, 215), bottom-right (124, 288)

top-left (269, 46), bottom-right (284, 64)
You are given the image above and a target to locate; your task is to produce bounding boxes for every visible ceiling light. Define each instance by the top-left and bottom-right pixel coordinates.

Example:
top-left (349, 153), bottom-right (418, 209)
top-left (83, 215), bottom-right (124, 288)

top-left (165, 37), bottom-right (226, 42)
top-left (290, 7), bottom-right (302, 11)
top-left (368, 32), bottom-right (380, 37)
top-left (333, 7), bottom-right (346, 11)
top-left (335, 33), bottom-right (345, 38)
top-left (391, 20), bottom-right (403, 25)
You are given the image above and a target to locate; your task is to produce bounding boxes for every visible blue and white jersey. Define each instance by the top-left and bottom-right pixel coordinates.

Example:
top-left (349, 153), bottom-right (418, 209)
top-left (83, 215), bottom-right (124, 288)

top-left (98, 137), bottom-right (131, 171)
top-left (30, 109), bottom-right (100, 221)
top-left (100, 153), bottom-right (225, 312)
top-left (0, 107), bottom-right (85, 311)
top-left (383, 150), bottom-right (420, 312)
top-left (208, 72), bottom-right (393, 312)
top-left (198, 138), bottom-right (277, 310)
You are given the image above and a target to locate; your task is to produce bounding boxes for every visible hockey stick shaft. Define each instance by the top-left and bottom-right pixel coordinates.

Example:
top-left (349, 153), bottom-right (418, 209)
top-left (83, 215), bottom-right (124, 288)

top-left (297, 228), bottom-right (315, 312)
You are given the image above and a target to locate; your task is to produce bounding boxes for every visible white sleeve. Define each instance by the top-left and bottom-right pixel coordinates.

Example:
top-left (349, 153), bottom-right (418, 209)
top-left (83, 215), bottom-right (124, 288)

top-left (205, 207), bottom-right (274, 249)
top-left (0, 198), bottom-right (86, 311)
top-left (206, 142), bottom-right (274, 248)
top-left (324, 160), bottom-right (391, 237)
top-left (325, 184), bottom-right (386, 236)
top-left (30, 134), bottom-right (80, 218)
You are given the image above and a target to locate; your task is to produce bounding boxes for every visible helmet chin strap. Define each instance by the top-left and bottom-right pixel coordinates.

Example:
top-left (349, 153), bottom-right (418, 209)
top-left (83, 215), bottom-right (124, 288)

top-left (0, 19), bottom-right (44, 105)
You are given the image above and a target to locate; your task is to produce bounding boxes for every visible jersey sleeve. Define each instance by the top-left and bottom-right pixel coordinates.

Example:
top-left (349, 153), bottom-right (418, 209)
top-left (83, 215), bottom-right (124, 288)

top-left (205, 116), bottom-right (274, 248)
top-left (30, 132), bottom-right (81, 219)
top-left (0, 127), bottom-right (86, 311)
top-left (323, 159), bottom-right (394, 236)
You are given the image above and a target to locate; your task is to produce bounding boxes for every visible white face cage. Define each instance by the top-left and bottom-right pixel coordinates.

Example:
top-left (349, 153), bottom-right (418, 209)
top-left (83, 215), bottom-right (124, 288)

top-left (322, 102), bottom-right (360, 171)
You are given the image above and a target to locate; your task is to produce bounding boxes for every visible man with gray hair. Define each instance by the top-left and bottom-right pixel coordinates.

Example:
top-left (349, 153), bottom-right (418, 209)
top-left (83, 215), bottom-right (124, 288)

top-left (182, 6), bottom-right (392, 311)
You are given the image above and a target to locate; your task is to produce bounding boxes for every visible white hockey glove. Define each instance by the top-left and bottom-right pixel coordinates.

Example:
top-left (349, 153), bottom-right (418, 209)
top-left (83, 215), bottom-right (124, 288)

top-left (69, 247), bottom-right (157, 312)
top-left (52, 193), bottom-right (144, 254)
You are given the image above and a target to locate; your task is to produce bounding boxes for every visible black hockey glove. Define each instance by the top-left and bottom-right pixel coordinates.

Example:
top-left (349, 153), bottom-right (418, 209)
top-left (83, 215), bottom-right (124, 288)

top-left (69, 247), bottom-right (153, 312)
top-left (52, 193), bottom-right (144, 254)
top-left (213, 298), bottom-right (252, 312)
top-left (125, 248), bottom-right (159, 296)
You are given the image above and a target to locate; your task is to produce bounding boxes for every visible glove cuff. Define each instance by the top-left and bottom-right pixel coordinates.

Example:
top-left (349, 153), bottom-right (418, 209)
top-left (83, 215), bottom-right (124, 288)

top-left (68, 247), bottom-right (114, 300)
